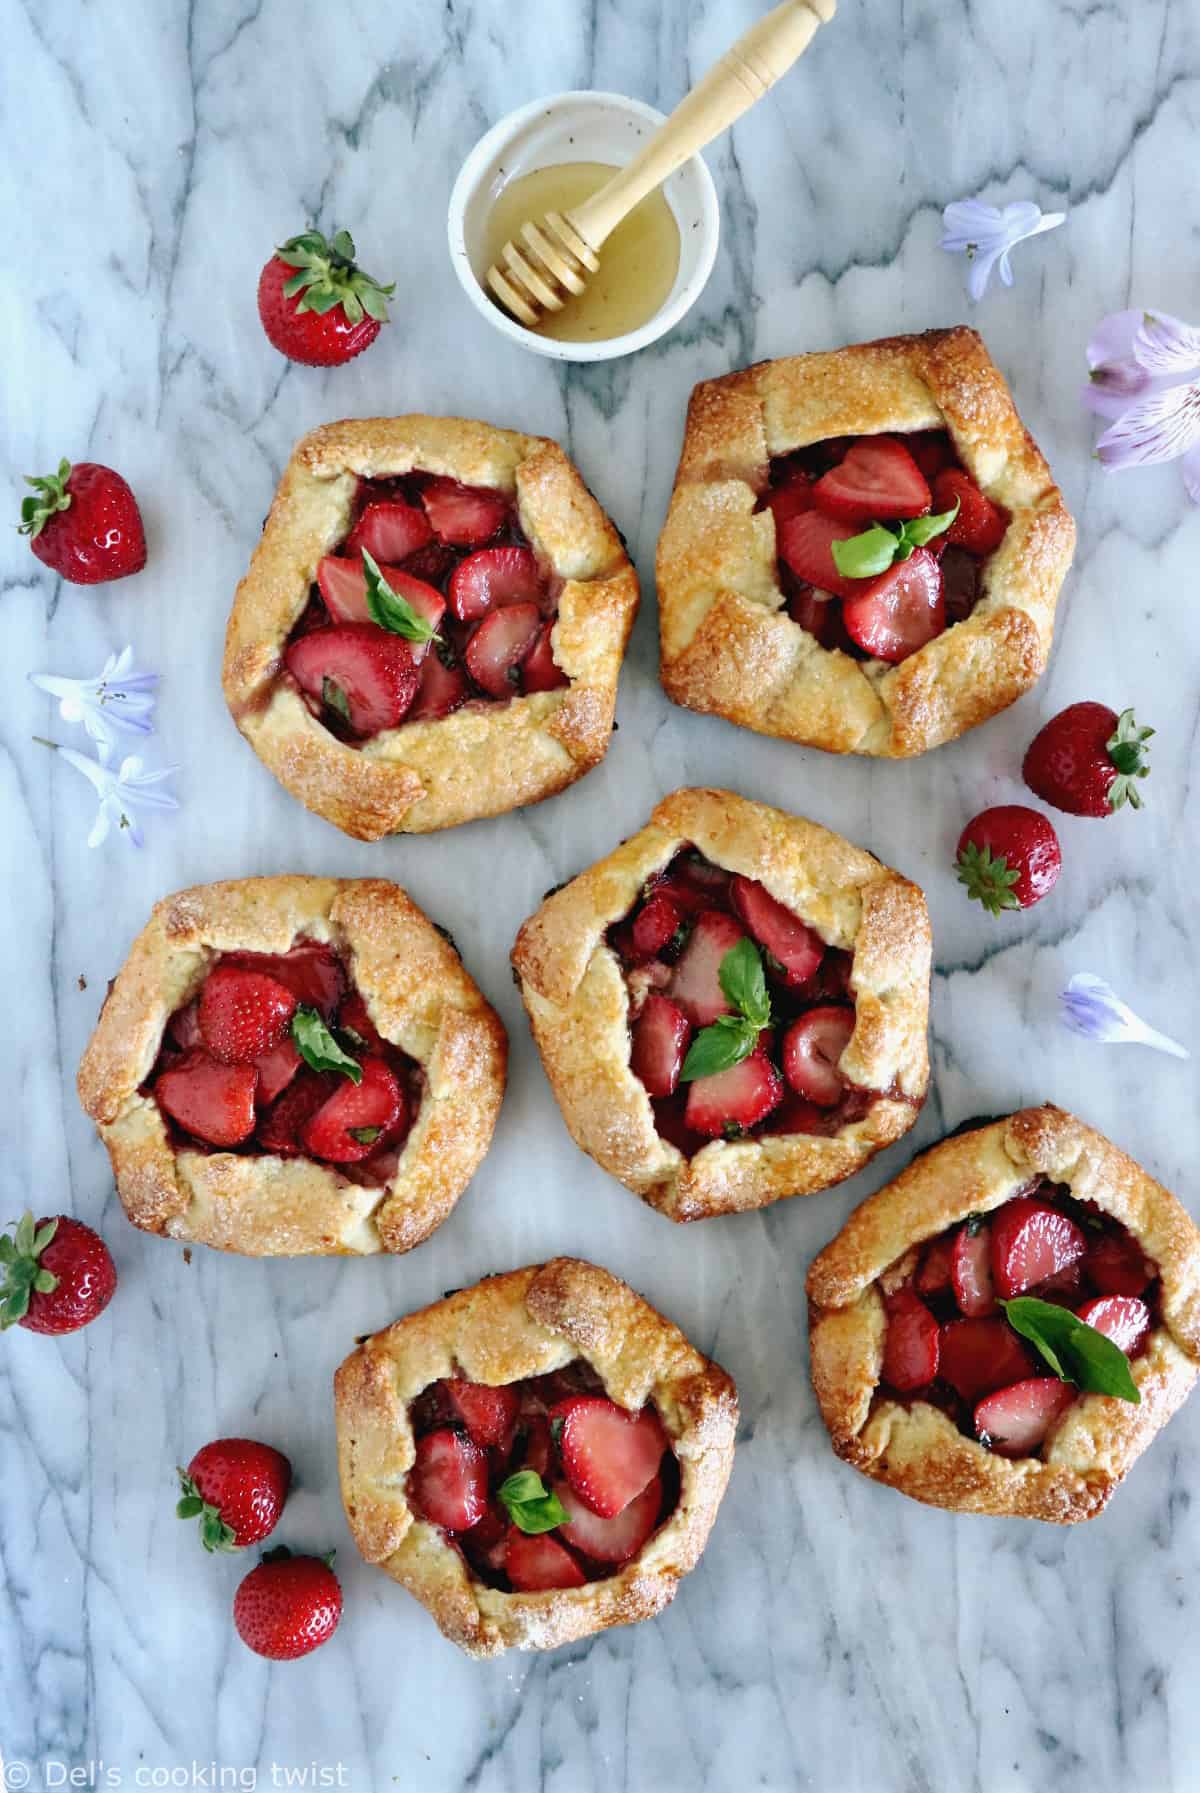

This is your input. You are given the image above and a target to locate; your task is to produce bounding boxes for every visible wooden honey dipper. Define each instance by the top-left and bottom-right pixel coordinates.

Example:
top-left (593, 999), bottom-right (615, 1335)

top-left (486, 0), bottom-right (836, 329)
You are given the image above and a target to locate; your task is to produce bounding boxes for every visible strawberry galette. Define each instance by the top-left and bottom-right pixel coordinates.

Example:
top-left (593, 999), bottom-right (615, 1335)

top-left (334, 1257), bottom-right (737, 1656)
top-left (657, 328), bottom-right (1075, 758)
top-left (76, 877), bottom-right (506, 1256)
top-left (807, 1107), bottom-right (1200, 1522)
top-left (511, 788), bottom-right (931, 1221)
top-left (223, 416), bottom-right (638, 838)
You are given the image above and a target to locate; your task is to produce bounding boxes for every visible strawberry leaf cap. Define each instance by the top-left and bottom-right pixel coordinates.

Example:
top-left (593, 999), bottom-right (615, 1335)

top-left (18, 460), bottom-right (73, 539)
top-left (0, 1212), bottom-right (60, 1329)
top-left (176, 1469), bottom-right (238, 1552)
top-left (955, 840), bottom-right (1021, 914)
top-left (1106, 708), bottom-right (1153, 810)
top-left (275, 229), bottom-right (394, 326)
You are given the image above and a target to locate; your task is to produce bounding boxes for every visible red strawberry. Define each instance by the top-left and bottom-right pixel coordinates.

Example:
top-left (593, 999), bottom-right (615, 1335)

top-left (684, 1051), bottom-right (783, 1138)
top-left (317, 556), bottom-right (445, 640)
top-left (522, 621), bottom-right (568, 693)
top-left (256, 1071), bottom-right (332, 1157)
top-left (0, 1213), bottom-right (117, 1335)
top-left (730, 877), bottom-right (824, 987)
top-left (420, 478), bottom-right (509, 547)
top-left (974, 1378), bottom-right (1075, 1457)
top-left (443, 1379), bottom-right (520, 1451)
top-left (938, 1317), bottom-right (1037, 1402)
top-left (762, 1091), bottom-right (825, 1135)
top-left (1076, 1295), bottom-right (1151, 1356)
top-left (787, 583), bottom-right (853, 650)
top-left (950, 1222), bottom-right (997, 1317)
top-left (461, 1502), bottom-right (510, 1576)
top-left (990, 1198), bottom-right (1087, 1301)
top-left (286, 623), bottom-right (419, 735)
top-left (449, 545), bottom-right (544, 622)
top-left (155, 1051), bottom-right (258, 1148)
top-left (931, 468), bottom-right (1008, 557)
top-left (410, 1428), bottom-right (489, 1531)
top-left (19, 459), bottom-right (146, 584)
top-left (1034, 1259), bottom-right (1085, 1305)
top-left (178, 1438), bottom-right (291, 1551)
top-left (344, 500), bottom-right (432, 565)
top-left (781, 1006), bottom-right (854, 1107)
top-left (505, 1527), bottom-right (587, 1591)
top-left (550, 1395), bottom-right (667, 1518)
top-left (905, 430), bottom-right (955, 481)
top-left (881, 1287), bottom-right (940, 1391)
top-left (667, 910), bottom-right (746, 1026)
top-left (955, 806), bottom-right (1061, 913)
top-left (631, 994), bottom-right (692, 1098)
top-left (300, 1057), bottom-right (404, 1164)
top-left (254, 1035), bottom-right (303, 1105)
top-left (256, 227), bottom-right (392, 368)
top-left (778, 510), bottom-right (865, 601)
top-left (766, 475), bottom-right (815, 529)
top-left (224, 943), bottom-right (344, 1020)
top-left (233, 1550), bottom-right (342, 1660)
top-left (842, 548), bottom-right (945, 663)
top-left (632, 893), bottom-right (687, 959)
top-left (1022, 703), bottom-right (1153, 817)
top-left (410, 648), bottom-right (470, 721)
top-left (199, 965), bottom-right (297, 1065)
top-left (465, 602), bottom-right (541, 697)
top-left (916, 1235), bottom-right (955, 1297)
top-left (940, 545), bottom-right (981, 622)
top-left (555, 1474), bottom-right (662, 1564)
top-left (1085, 1230), bottom-right (1152, 1297)
top-left (812, 435), bottom-right (931, 524)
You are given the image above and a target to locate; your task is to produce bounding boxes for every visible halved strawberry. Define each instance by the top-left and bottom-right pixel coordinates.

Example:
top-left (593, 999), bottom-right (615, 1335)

top-left (420, 478), bottom-right (508, 547)
top-left (155, 1051), bottom-right (258, 1148)
top-left (786, 582), bottom-right (857, 652)
top-left (286, 624), bottom-right (418, 735)
top-left (730, 877), bottom-right (824, 987)
top-left (781, 1006), bottom-right (854, 1107)
top-left (905, 430), bottom-right (955, 482)
top-left (409, 1428), bottom-right (488, 1533)
top-left (317, 555), bottom-right (445, 642)
top-left (1076, 1295), bottom-right (1151, 1356)
top-left (300, 1057), bottom-right (404, 1164)
top-left (950, 1222), bottom-right (997, 1317)
top-left (667, 910), bottom-right (746, 1027)
top-left (345, 499), bottom-right (432, 564)
top-left (443, 1379), bottom-right (520, 1450)
top-left (465, 602), bottom-right (540, 697)
top-left (1085, 1230), bottom-right (1152, 1297)
top-left (762, 1091), bottom-right (825, 1135)
top-left (257, 1071), bottom-right (331, 1156)
top-left (550, 1395), bottom-right (668, 1518)
top-left (409, 649), bottom-right (469, 721)
top-left (224, 943), bottom-right (345, 1020)
top-left (504, 1527), bottom-right (587, 1591)
top-left (254, 1035), bottom-right (303, 1105)
top-left (778, 510), bottom-right (864, 601)
top-left (199, 965), bottom-right (297, 1065)
top-left (632, 893), bottom-right (686, 960)
top-left (766, 476), bottom-right (814, 530)
top-left (990, 1199), bottom-right (1087, 1301)
top-left (939, 1316), bottom-right (1037, 1402)
top-left (812, 435), bottom-right (932, 524)
top-left (460, 1502), bottom-right (510, 1576)
top-left (449, 546), bottom-right (543, 623)
top-left (684, 1052), bottom-right (783, 1139)
top-left (974, 1377), bottom-right (1075, 1458)
top-left (916, 1235), bottom-right (954, 1297)
top-left (881, 1287), bottom-right (940, 1391)
top-left (842, 548), bottom-right (945, 664)
top-left (555, 1474), bottom-right (661, 1565)
top-left (631, 994), bottom-right (692, 1098)
top-left (522, 620), bottom-right (568, 693)
top-left (931, 468), bottom-right (1008, 557)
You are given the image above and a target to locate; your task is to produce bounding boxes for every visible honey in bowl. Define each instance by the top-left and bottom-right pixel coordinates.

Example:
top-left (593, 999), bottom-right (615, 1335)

top-left (481, 161), bottom-right (681, 342)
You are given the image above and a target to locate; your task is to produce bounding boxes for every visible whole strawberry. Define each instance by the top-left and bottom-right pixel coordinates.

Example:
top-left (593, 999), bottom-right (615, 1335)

top-left (1023, 703), bottom-right (1153, 817)
top-left (0, 1212), bottom-right (117, 1334)
top-left (177, 1438), bottom-right (292, 1552)
top-left (257, 228), bottom-right (393, 367)
top-left (956, 806), bottom-right (1061, 913)
top-left (233, 1548), bottom-right (342, 1661)
top-left (198, 965), bottom-right (298, 1065)
top-left (18, 459), bottom-right (146, 584)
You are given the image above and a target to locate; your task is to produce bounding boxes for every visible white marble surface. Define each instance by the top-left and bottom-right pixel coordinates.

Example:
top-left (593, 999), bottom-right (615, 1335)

top-left (3, 1), bottom-right (1200, 1789)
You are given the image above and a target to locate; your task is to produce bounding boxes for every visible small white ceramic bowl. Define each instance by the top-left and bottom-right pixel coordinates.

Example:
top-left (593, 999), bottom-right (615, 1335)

top-left (448, 90), bottom-right (720, 363)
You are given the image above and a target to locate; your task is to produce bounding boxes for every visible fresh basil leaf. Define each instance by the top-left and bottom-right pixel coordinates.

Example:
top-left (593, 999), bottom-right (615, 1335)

top-left (348, 1125), bottom-right (382, 1145)
top-left (680, 1014), bottom-right (759, 1082)
top-left (718, 937), bottom-right (771, 1030)
top-left (322, 676), bottom-right (351, 724)
top-left (291, 1006), bottom-right (363, 1084)
top-left (830, 523), bottom-right (901, 580)
top-left (999, 1297), bottom-right (1140, 1403)
top-left (498, 1469), bottom-right (567, 1535)
top-left (902, 500), bottom-right (959, 548)
top-left (362, 548), bottom-right (439, 642)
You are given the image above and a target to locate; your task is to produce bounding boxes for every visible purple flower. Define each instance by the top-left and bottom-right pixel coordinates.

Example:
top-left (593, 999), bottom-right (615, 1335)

top-left (29, 645), bottom-right (159, 763)
top-left (940, 199), bottom-right (1065, 302)
top-left (1084, 308), bottom-right (1200, 501)
top-left (35, 741), bottom-right (179, 848)
top-left (1059, 973), bottom-right (1188, 1059)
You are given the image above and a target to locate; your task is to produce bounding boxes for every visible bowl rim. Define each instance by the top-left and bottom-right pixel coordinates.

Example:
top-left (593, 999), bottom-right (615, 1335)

top-left (447, 88), bottom-right (720, 363)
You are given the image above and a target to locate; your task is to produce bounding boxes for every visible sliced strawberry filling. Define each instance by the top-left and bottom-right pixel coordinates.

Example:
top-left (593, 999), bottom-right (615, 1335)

top-left (345, 499), bottom-right (432, 564)
top-left (286, 623), bottom-right (419, 736)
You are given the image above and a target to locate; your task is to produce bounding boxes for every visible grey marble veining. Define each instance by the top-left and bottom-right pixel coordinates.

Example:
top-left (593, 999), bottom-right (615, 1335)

top-left (3, 1), bottom-right (1200, 1789)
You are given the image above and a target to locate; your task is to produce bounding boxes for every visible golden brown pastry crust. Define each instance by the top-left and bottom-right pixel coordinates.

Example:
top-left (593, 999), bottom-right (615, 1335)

top-left (807, 1106), bottom-right (1200, 1522)
top-left (76, 876), bottom-right (507, 1256)
top-left (223, 417), bottom-right (639, 838)
top-left (511, 788), bottom-right (930, 1220)
top-left (333, 1257), bottom-right (737, 1657)
top-left (657, 328), bottom-right (1076, 758)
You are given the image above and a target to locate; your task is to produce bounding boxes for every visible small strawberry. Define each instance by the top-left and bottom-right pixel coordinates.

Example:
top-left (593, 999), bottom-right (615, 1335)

top-left (778, 509), bottom-right (864, 601)
top-left (881, 1287), bottom-right (940, 1391)
top-left (938, 1317), bottom-right (1037, 1402)
top-left (550, 1395), bottom-right (667, 1519)
top-left (409, 1428), bottom-right (489, 1532)
top-left (504, 1527), bottom-right (587, 1591)
top-left (317, 555), bottom-right (444, 638)
top-left (949, 1220), bottom-right (996, 1317)
top-left (955, 806), bottom-right (1061, 913)
top-left (344, 500), bottom-right (432, 565)
top-left (915, 1235), bottom-right (955, 1298)
top-left (812, 435), bottom-right (932, 524)
top-left (224, 943), bottom-right (345, 1019)
top-left (155, 1051), bottom-right (259, 1148)
top-left (521, 621), bottom-right (568, 694)
top-left (765, 474), bottom-right (815, 530)
top-left (199, 965), bottom-right (298, 1066)
top-left (841, 547), bottom-right (945, 663)
top-left (253, 1035), bottom-right (303, 1105)
top-left (256, 1071), bottom-right (332, 1157)
top-left (0, 1212), bottom-right (117, 1335)
top-left (464, 602), bottom-right (541, 697)
top-left (19, 459), bottom-right (146, 585)
top-left (448, 545), bottom-right (544, 623)
top-left (442, 1379), bottom-right (520, 1451)
top-left (257, 228), bottom-right (393, 367)
top-left (300, 1056), bottom-right (404, 1163)
top-left (685, 1051), bottom-right (783, 1138)
top-left (630, 994), bottom-right (692, 1098)
top-left (930, 468), bottom-right (1009, 557)
top-left (233, 1548), bottom-right (342, 1661)
top-left (420, 479), bottom-right (509, 547)
top-left (177, 1438), bottom-right (292, 1551)
top-left (1022, 703), bottom-right (1153, 817)
top-left (555, 1473), bottom-right (662, 1565)
top-left (974, 1378), bottom-right (1074, 1458)
top-left (990, 1198), bottom-right (1086, 1301)
top-left (781, 1006), bottom-right (854, 1107)
top-left (410, 647), bottom-right (470, 721)
top-left (667, 910), bottom-right (747, 1027)
top-left (286, 623), bottom-right (419, 735)
top-left (1075, 1295), bottom-right (1151, 1356)
top-left (730, 877), bottom-right (824, 987)
top-left (632, 892), bottom-right (687, 960)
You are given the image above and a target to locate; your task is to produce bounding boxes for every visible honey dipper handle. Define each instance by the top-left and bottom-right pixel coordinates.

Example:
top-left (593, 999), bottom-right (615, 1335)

top-left (567, 0), bottom-right (836, 252)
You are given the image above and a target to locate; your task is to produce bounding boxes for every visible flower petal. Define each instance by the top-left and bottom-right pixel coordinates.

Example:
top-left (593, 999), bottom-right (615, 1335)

top-left (1134, 311), bottom-right (1200, 377)
top-left (939, 198), bottom-right (1006, 250)
top-left (1096, 382), bottom-right (1200, 469)
top-left (1182, 440), bottom-right (1200, 505)
top-left (57, 745), bottom-right (114, 798)
top-left (1087, 309), bottom-right (1143, 372)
